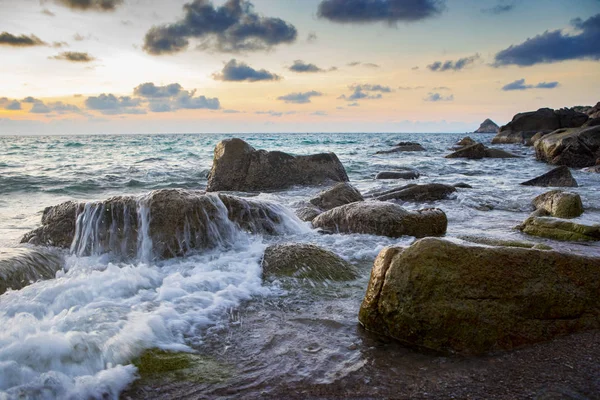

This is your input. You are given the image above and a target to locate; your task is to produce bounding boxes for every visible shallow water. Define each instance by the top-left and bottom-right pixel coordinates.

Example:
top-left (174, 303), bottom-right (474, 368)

top-left (0, 132), bottom-right (599, 399)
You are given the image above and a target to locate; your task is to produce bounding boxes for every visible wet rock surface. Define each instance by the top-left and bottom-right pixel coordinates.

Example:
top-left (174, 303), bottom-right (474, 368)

top-left (446, 143), bottom-right (520, 159)
top-left (518, 216), bottom-right (600, 242)
top-left (534, 125), bottom-right (600, 168)
top-left (370, 183), bottom-right (456, 202)
top-left (532, 190), bottom-right (584, 219)
top-left (308, 182), bottom-right (363, 211)
top-left (375, 142), bottom-right (426, 154)
top-left (0, 247), bottom-right (64, 295)
top-left (521, 166), bottom-right (578, 187)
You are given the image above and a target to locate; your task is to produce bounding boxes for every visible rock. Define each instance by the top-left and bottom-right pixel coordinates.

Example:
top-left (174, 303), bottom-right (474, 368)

top-left (261, 243), bottom-right (358, 281)
top-left (22, 189), bottom-right (302, 259)
top-left (312, 201), bottom-right (447, 238)
top-left (358, 238), bottom-right (600, 355)
top-left (532, 190), bottom-right (584, 219)
top-left (376, 142), bottom-right (426, 154)
top-left (445, 143), bottom-right (519, 159)
top-left (375, 170), bottom-right (420, 180)
top-left (525, 131), bottom-right (548, 146)
top-left (586, 102), bottom-right (600, 119)
top-left (372, 183), bottom-right (456, 202)
top-left (206, 138), bottom-right (349, 192)
top-left (521, 166), bottom-right (578, 187)
top-left (456, 136), bottom-right (476, 146)
top-left (309, 183), bottom-right (363, 211)
top-left (583, 117), bottom-right (600, 128)
top-left (534, 125), bottom-right (600, 168)
top-left (0, 247), bottom-right (64, 295)
top-left (518, 217), bottom-right (600, 242)
top-left (492, 108), bottom-right (588, 144)
top-left (457, 235), bottom-right (552, 250)
top-left (453, 182), bottom-right (473, 189)
top-left (474, 119), bottom-right (500, 133)
top-left (295, 203), bottom-right (323, 222)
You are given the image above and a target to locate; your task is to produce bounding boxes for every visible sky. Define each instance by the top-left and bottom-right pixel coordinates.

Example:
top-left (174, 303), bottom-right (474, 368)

top-left (0, 0), bottom-right (599, 135)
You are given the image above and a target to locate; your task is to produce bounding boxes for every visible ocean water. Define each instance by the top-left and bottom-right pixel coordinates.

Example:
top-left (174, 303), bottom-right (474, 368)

top-left (0, 132), bottom-right (599, 399)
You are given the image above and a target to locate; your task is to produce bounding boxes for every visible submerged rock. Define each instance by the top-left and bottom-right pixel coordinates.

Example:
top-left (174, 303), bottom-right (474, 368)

top-left (375, 142), bottom-right (426, 154)
top-left (206, 138), bottom-right (348, 192)
top-left (518, 216), bottom-right (600, 242)
top-left (262, 243), bottom-right (358, 281)
top-left (22, 189), bottom-right (303, 259)
top-left (375, 170), bottom-right (420, 180)
top-left (0, 247), bottom-right (64, 295)
top-left (309, 182), bottom-right (363, 211)
top-left (371, 183), bottom-right (456, 202)
top-left (474, 119), bottom-right (500, 133)
top-left (521, 166), bottom-right (578, 187)
top-left (534, 125), bottom-right (600, 168)
top-left (358, 238), bottom-right (600, 355)
top-left (312, 201), bottom-right (447, 238)
top-left (532, 190), bottom-right (584, 219)
top-left (445, 143), bottom-right (519, 159)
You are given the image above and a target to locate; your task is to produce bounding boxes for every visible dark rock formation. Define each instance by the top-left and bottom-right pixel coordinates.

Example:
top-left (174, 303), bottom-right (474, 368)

top-left (534, 125), bottom-right (600, 168)
top-left (0, 247), bottom-right (64, 295)
top-left (371, 183), bottom-right (456, 202)
top-left (446, 143), bottom-right (519, 159)
top-left (375, 170), bottom-right (420, 180)
top-left (309, 183), bottom-right (363, 211)
top-left (206, 138), bottom-right (348, 192)
top-left (474, 119), bottom-right (500, 133)
top-left (521, 166), bottom-right (578, 187)
top-left (375, 142), bottom-right (426, 154)
top-left (359, 238), bottom-right (600, 355)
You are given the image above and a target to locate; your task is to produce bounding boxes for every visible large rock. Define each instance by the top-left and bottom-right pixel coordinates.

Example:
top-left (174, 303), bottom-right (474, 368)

top-left (375, 170), bottom-right (420, 180)
top-left (492, 108), bottom-right (588, 144)
top-left (22, 189), bottom-right (302, 259)
top-left (0, 247), bottom-right (64, 295)
top-left (358, 238), bottom-right (600, 355)
top-left (446, 143), bottom-right (519, 159)
top-left (534, 125), bottom-right (600, 168)
top-left (532, 190), bottom-right (584, 219)
top-left (295, 203), bottom-right (323, 222)
top-left (375, 142), bottom-right (426, 154)
top-left (206, 138), bottom-right (348, 192)
top-left (371, 183), bottom-right (456, 202)
top-left (312, 201), bottom-right (447, 238)
top-left (474, 118), bottom-right (500, 133)
top-left (309, 183), bottom-right (363, 211)
top-left (521, 166), bottom-right (578, 187)
top-left (518, 216), bottom-right (600, 242)
top-left (261, 243), bottom-right (358, 281)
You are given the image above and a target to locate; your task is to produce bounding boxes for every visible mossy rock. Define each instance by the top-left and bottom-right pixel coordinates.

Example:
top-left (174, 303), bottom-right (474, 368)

top-left (262, 243), bottom-right (358, 281)
top-left (133, 349), bottom-right (232, 384)
top-left (518, 216), bottom-right (600, 242)
top-left (532, 190), bottom-right (584, 219)
top-left (458, 235), bottom-right (552, 250)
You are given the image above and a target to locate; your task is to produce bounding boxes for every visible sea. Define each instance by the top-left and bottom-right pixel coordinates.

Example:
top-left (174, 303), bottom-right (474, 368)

top-left (0, 132), bottom-right (599, 399)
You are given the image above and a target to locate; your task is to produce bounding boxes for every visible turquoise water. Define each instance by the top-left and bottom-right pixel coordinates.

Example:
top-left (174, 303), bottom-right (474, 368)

top-left (0, 132), bottom-right (599, 399)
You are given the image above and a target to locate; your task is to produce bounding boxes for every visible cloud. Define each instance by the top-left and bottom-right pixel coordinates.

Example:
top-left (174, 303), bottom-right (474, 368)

top-left (176, 91), bottom-right (220, 109)
top-left (312, 111), bottom-right (327, 116)
top-left (432, 86), bottom-right (450, 90)
top-left (132, 82), bottom-right (220, 112)
top-left (317, 0), bottom-right (445, 24)
top-left (53, 0), bottom-right (124, 11)
top-left (213, 59), bottom-right (280, 81)
top-left (143, 0), bottom-right (297, 55)
top-left (42, 8), bottom-right (56, 16)
top-left (501, 78), bottom-right (560, 91)
top-left (351, 84), bottom-right (391, 93)
top-left (289, 60), bottom-right (325, 73)
top-left (50, 51), bottom-right (96, 62)
top-left (482, 2), bottom-right (515, 14)
top-left (493, 13), bottom-right (600, 66)
top-left (348, 102), bottom-right (360, 107)
top-left (134, 83), bottom-right (183, 98)
top-left (339, 83), bottom-right (391, 100)
top-left (427, 54), bottom-right (480, 71)
top-left (424, 92), bottom-right (453, 101)
top-left (4, 100), bottom-right (22, 111)
top-left (28, 99), bottom-right (82, 114)
top-left (255, 110), bottom-right (296, 117)
top-left (0, 32), bottom-right (46, 47)
top-left (85, 94), bottom-right (145, 115)
top-left (307, 32), bottom-right (318, 43)
top-left (347, 61), bottom-right (380, 68)
top-left (222, 109), bottom-right (241, 113)
top-left (277, 91), bottom-right (322, 104)
top-left (398, 86), bottom-right (425, 90)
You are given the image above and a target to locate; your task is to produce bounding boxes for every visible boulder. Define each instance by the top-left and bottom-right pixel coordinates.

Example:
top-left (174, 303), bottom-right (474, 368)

top-left (446, 143), bottom-right (519, 159)
top-left (534, 125), bottom-right (600, 168)
top-left (376, 142), bottom-right (426, 154)
top-left (456, 136), bottom-right (476, 147)
top-left (587, 102), bottom-right (600, 119)
top-left (532, 190), bottom-right (584, 219)
top-left (457, 235), bottom-right (552, 250)
top-left (492, 108), bottom-right (588, 144)
top-left (518, 217), bottom-right (600, 242)
top-left (309, 183), bottom-right (363, 211)
top-left (474, 119), bottom-right (500, 133)
top-left (206, 138), bottom-right (348, 192)
top-left (583, 118), bottom-right (600, 128)
top-left (375, 170), bottom-right (420, 180)
top-left (372, 183), bottom-right (456, 202)
top-left (0, 247), bottom-right (64, 295)
top-left (295, 203), bottom-right (323, 222)
top-left (358, 238), bottom-right (600, 355)
top-left (521, 166), bottom-right (578, 187)
top-left (524, 131), bottom-right (548, 146)
top-left (261, 243), bottom-right (358, 281)
top-left (22, 189), bottom-right (302, 259)
top-left (453, 182), bottom-right (473, 189)
top-left (312, 201), bottom-right (447, 238)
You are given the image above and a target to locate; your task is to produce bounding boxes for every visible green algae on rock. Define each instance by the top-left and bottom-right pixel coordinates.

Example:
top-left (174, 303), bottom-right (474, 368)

top-left (518, 216), bottom-right (600, 242)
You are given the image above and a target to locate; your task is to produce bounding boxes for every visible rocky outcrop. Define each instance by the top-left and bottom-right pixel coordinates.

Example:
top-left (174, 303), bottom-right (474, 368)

top-left (492, 108), bottom-right (588, 144)
top-left (376, 142), bottom-right (426, 154)
top-left (446, 143), bottom-right (519, 159)
top-left (261, 243), bottom-right (358, 281)
top-left (0, 247), bottom-right (64, 295)
top-left (474, 119), bottom-right (500, 133)
top-left (206, 138), bottom-right (348, 192)
top-left (521, 166), bottom-right (578, 187)
top-left (532, 190), bottom-right (584, 219)
top-left (358, 238), bottom-right (600, 355)
top-left (312, 201), bottom-right (447, 238)
top-left (22, 189), bottom-right (302, 259)
top-left (309, 183), bottom-right (363, 211)
top-left (534, 125), bottom-right (600, 168)
top-left (370, 183), bottom-right (456, 202)
top-left (295, 203), bottom-right (323, 222)
top-left (517, 216), bottom-right (600, 242)
top-left (375, 170), bottom-right (420, 180)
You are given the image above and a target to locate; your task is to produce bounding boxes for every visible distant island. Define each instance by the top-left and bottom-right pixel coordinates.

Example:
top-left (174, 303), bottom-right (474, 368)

top-left (474, 118), bottom-right (500, 133)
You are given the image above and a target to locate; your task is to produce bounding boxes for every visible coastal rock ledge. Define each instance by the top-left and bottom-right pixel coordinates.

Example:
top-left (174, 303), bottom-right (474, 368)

top-left (359, 238), bottom-right (600, 355)
top-left (206, 138), bottom-right (349, 192)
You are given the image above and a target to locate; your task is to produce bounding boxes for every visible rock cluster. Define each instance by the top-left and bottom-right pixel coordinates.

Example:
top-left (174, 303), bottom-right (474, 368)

top-left (534, 125), bottom-right (600, 168)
